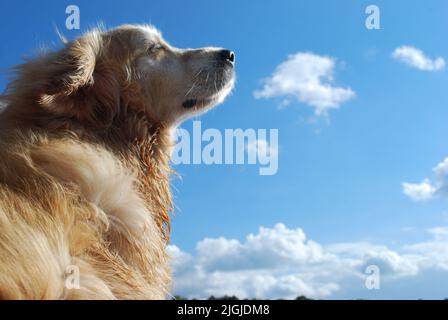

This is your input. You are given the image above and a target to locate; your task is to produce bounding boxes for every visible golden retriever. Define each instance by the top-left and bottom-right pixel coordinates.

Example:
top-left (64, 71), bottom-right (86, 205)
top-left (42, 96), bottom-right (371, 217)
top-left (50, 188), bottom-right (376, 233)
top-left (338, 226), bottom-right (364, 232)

top-left (0, 24), bottom-right (235, 299)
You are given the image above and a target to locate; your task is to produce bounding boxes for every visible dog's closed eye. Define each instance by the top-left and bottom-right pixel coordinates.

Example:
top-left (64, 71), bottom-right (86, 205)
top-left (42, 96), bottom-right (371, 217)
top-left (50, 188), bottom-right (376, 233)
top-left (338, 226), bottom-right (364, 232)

top-left (148, 44), bottom-right (164, 56)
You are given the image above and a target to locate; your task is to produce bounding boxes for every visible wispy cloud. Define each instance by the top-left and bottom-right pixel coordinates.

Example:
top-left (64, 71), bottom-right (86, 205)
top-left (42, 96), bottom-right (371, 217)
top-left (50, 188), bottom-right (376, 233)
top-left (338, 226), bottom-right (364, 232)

top-left (253, 52), bottom-right (355, 116)
top-left (402, 157), bottom-right (448, 201)
top-left (168, 223), bottom-right (448, 299)
top-left (392, 46), bottom-right (445, 71)
top-left (428, 227), bottom-right (448, 241)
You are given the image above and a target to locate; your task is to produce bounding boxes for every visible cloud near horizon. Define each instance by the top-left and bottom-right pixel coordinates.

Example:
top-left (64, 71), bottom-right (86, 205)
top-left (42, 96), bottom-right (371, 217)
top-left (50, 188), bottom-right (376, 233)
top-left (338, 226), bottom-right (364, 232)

top-left (168, 223), bottom-right (448, 299)
top-left (253, 52), bottom-right (355, 116)
top-left (392, 46), bottom-right (445, 71)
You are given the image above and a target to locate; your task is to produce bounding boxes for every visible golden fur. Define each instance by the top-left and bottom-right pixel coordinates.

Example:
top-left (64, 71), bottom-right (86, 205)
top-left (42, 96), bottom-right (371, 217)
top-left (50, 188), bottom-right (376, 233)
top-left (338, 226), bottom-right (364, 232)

top-left (0, 25), bottom-right (234, 299)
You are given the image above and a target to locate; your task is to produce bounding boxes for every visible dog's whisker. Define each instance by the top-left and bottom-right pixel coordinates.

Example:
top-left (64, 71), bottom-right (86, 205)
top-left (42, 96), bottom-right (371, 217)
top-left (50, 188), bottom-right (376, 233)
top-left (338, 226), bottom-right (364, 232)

top-left (184, 82), bottom-right (197, 98)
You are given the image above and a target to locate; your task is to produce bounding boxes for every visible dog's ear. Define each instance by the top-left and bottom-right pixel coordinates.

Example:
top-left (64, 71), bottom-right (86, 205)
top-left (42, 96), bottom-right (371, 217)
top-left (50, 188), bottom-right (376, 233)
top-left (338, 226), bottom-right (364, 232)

top-left (38, 33), bottom-right (99, 108)
top-left (33, 31), bottom-right (123, 126)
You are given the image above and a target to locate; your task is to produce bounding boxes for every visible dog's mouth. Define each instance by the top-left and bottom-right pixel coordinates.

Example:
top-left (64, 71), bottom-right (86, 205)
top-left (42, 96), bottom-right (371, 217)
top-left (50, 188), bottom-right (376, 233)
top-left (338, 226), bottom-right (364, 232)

top-left (182, 97), bottom-right (217, 109)
top-left (182, 77), bottom-right (235, 110)
top-left (182, 62), bottom-right (235, 111)
top-left (182, 99), bottom-right (199, 109)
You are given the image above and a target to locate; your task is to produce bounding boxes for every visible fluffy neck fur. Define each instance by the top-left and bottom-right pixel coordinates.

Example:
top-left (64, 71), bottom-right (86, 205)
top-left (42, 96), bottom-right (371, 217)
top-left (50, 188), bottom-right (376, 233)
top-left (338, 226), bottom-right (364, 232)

top-left (0, 77), bottom-right (173, 242)
top-left (0, 30), bottom-right (176, 239)
top-left (0, 27), bottom-right (179, 299)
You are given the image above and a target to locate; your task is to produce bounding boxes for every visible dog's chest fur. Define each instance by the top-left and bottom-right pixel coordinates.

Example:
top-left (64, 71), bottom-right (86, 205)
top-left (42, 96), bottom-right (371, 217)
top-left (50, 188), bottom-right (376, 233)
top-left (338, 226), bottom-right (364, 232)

top-left (0, 132), bottom-right (172, 299)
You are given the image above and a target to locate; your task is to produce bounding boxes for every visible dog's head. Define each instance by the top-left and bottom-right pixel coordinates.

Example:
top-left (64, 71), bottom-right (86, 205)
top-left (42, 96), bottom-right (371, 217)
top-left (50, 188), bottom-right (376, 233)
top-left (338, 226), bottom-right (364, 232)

top-left (10, 25), bottom-right (235, 128)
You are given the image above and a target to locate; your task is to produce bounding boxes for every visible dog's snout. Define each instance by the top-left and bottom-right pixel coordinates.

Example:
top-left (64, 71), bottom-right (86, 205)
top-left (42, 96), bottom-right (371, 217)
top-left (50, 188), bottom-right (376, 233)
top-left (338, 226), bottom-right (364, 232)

top-left (218, 49), bottom-right (235, 65)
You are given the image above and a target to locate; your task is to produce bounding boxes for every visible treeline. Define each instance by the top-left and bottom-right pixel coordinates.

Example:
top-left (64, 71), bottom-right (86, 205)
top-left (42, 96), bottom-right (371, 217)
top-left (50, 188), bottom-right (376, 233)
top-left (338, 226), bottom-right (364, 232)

top-left (173, 295), bottom-right (313, 300)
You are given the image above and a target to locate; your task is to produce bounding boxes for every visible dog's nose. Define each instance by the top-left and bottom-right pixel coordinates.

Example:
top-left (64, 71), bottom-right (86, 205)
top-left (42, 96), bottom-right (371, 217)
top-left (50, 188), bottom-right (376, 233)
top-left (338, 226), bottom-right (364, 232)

top-left (218, 49), bottom-right (235, 65)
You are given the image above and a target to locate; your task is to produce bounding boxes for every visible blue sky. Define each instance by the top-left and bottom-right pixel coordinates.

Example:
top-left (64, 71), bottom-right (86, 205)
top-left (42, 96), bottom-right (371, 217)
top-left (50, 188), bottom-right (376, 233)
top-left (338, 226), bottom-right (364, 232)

top-left (1, 0), bottom-right (448, 299)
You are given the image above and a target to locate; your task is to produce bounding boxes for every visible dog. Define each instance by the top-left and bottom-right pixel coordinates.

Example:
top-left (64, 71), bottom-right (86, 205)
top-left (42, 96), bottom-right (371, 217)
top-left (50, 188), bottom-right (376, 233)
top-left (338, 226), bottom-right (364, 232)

top-left (0, 24), bottom-right (235, 299)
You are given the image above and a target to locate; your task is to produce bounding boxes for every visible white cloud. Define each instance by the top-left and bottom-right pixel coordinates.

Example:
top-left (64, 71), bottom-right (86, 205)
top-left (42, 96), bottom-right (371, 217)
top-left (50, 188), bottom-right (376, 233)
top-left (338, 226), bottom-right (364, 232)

top-left (404, 234), bottom-right (448, 272)
top-left (392, 46), bottom-right (445, 71)
top-left (168, 224), bottom-right (341, 299)
top-left (362, 250), bottom-right (419, 277)
top-left (402, 157), bottom-right (448, 201)
top-left (168, 223), bottom-right (448, 299)
top-left (428, 227), bottom-right (448, 241)
top-left (326, 242), bottom-right (418, 278)
top-left (402, 179), bottom-right (436, 201)
top-left (253, 52), bottom-right (355, 116)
